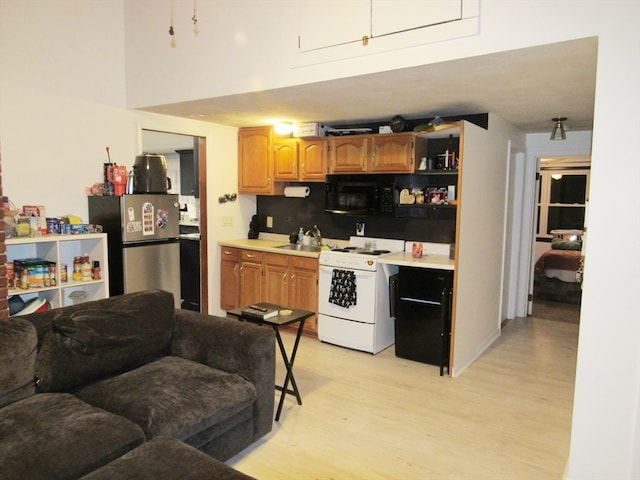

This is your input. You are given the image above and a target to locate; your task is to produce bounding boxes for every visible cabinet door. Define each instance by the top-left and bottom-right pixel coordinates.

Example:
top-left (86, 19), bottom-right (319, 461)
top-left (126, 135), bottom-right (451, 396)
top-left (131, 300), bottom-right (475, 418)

top-left (329, 136), bottom-right (368, 173)
top-left (273, 139), bottom-right (299, 181)
top-left (239, 250), bottom-right (264, 306)
top-left (370, 132), bottom-right (415, 172)
top-left (264, 254), bottom-right (289, 305)
top-left (299, 138), bottom-right (328, 181)
top-left (177, 149), bottom-right (198, 197)
top-left (371, 1), bottom-right (462, 37)
top-left (298, 0), bottom-right (369, 51)
top-left (238, 127), bottom-right (273, 194)
top-left (220, 247), bottom-right (240, 311)
top-left (289, 257), bottom-right (319, 332)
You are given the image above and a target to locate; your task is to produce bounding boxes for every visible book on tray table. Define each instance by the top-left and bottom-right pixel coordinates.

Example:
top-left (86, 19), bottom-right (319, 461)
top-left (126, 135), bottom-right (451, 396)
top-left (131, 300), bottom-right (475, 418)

top-left (241, 303), bottom-right (280, 320)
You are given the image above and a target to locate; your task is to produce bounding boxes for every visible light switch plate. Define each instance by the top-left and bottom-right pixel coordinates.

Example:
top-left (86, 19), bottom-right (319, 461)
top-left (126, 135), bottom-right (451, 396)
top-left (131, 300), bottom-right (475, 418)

top-left (266, 216), bottom-right (273, 228)
top-left (356, 222), bottom-right (365, 236)
top-left (222, 216), bottom-right (233, 227)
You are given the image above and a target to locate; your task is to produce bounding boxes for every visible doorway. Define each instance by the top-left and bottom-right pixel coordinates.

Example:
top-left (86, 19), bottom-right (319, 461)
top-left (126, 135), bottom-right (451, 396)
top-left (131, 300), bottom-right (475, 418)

top-left (141, 129), bottom-right (208, 313)
top-left (530, 155), bottom-right (590, 324)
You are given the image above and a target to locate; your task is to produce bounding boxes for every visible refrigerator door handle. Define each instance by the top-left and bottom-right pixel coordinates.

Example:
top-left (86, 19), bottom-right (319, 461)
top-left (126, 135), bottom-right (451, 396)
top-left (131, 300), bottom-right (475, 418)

top-left (389, 274), bottom-right (398, 317)
top-left (399, 297), bottom-right (441, 306)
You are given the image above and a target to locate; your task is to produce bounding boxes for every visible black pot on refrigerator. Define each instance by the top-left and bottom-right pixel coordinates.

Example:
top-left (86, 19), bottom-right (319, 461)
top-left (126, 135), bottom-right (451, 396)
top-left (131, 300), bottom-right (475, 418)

top-left (133, 154), bottom-right (172, 194)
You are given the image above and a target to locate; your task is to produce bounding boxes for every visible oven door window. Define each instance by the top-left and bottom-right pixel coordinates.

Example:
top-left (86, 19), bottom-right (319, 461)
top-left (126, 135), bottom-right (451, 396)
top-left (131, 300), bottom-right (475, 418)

top-left (318, 266), bottom-right (377, 323)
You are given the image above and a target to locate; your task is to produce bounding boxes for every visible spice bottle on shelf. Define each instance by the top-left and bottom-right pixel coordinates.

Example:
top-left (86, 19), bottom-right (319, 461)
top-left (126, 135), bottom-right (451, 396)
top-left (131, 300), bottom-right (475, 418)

top-left (73, 256), bottom-right (82, 281)
top-left (92, 261), bottom-right (101, 280)
top-left (81, 254), bottom-right (92, 281)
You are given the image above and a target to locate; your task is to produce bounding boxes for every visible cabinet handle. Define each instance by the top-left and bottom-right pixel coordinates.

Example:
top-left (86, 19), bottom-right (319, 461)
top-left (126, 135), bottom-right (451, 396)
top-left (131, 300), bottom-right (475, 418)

top-left (246, 254), bottom-right (255, 258)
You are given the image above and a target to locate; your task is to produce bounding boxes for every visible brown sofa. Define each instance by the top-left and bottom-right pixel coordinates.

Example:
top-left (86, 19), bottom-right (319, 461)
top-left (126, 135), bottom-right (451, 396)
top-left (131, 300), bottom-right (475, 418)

top-left (0, 290), bottom-right (274, 479)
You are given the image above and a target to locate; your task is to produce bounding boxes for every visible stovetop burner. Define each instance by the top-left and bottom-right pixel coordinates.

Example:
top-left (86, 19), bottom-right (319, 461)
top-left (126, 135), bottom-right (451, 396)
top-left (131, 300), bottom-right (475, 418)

top-left (330, 248), bottom-right (391, 255)
top-left (358, 249), bottom-right (391, 256)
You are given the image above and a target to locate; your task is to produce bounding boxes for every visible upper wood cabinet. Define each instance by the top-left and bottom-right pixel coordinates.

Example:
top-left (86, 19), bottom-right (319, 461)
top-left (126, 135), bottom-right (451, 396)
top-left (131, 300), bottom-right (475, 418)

top-left (273, 139), bottom-right (299, 181)
top-left (329, 132), bottom-right (424, 173)
top-left (370, 132), bottom-right (423, 173)
top-left (273, 137), bottom-right (328, 182)
top-left (299, 138), bottom-right (328, 181)
top-left (329, 135), bottom-right (368, 173)
top-left (238, 127), bottom-right (284, 195)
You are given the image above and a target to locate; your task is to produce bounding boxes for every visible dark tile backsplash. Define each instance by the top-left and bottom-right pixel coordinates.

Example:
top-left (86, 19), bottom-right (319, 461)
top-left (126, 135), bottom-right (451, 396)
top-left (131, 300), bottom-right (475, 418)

top-left (256, 183), bottom-right (455, 243)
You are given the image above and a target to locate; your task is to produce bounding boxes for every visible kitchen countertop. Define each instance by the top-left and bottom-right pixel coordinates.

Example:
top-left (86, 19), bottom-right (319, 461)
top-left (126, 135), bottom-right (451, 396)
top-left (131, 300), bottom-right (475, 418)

top-left (218, 237), bottom-right (455, 269)
top-left (379, 252), bottom-right (455, 270)
top-left (218, 238), bottom-right (322, 258)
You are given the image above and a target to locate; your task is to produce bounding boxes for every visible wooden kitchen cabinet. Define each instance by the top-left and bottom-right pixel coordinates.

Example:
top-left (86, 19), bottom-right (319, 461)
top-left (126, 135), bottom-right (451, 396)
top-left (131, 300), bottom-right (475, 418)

top-left (273, 139), bottom-right (299, 180)
top-left (329, 132), bottom-right (424, 173)
top-left (273, 137), bottom-right (328, 182)
top-left (223, 248), bottom-right (319, 334)
top-left (299, 138), bottom-right (328, 180)
top-left (220, 246), bottom-right (240, 311)
top-left (264, 253), bottom-right (290, 305)
top-left (329, 135), bottom-right (369, 173)
top-left (370, 132), bottom-right (423, 173)
top-left (288, 256), bottom-right (319, 332)
top-left (264, 252), bottom-right (319, 333)
top-left (238, 127), bottom-right (284, 195)
top-left (239, 249), bottom-right (264, 307)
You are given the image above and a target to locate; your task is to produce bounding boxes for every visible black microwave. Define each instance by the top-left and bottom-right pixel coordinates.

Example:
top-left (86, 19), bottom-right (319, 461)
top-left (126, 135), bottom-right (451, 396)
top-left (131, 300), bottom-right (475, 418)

top-left (325, 174), bottom-right (395, 215)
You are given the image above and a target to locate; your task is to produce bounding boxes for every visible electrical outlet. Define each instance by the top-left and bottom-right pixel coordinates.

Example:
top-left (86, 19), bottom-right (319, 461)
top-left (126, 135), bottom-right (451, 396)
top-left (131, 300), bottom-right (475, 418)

top-left (356, 222), bottom-right (365, 236)
top-left (266, 216), bottom-right (273, 228)
top-left (222, 216), bottom-right (233, 227)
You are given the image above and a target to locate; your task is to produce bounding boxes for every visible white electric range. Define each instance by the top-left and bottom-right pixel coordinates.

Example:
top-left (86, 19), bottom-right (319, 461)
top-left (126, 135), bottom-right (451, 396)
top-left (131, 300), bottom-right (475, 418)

top-left (318, 237), bottom-right (404, 354)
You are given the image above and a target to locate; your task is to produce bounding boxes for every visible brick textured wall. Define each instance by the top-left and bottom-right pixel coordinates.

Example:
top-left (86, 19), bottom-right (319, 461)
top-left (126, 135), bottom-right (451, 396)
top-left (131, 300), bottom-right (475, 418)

top-left (0, 150), bottom-right (8, 320)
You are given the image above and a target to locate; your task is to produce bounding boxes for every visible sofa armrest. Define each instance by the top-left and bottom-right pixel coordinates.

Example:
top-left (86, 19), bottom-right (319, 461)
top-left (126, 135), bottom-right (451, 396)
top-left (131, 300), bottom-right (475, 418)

top-left (171, 310), bottom-right (275, 441)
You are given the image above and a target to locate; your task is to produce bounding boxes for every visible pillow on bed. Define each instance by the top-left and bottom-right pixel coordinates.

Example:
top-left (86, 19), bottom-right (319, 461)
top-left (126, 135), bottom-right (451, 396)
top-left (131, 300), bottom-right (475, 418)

top-left (551, 238), bottom-right (582, 251)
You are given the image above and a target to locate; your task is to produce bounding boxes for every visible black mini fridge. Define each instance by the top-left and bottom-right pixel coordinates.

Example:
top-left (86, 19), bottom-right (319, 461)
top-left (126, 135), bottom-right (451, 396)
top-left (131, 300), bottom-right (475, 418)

top-left (394, 266), bottom-right (454, 375)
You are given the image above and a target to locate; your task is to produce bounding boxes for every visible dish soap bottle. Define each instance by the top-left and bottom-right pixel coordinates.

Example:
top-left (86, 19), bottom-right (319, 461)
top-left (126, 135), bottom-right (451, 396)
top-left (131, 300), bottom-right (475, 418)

top-left (297, 227), bottom-right (304, 245)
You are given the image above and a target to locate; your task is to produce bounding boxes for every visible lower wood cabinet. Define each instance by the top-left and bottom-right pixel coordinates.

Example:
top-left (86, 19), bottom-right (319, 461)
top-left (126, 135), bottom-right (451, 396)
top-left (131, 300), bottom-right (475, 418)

top-left (221, 246), bottom-right (319, 334)
top-left (220, 247), bottom-right (240, 311)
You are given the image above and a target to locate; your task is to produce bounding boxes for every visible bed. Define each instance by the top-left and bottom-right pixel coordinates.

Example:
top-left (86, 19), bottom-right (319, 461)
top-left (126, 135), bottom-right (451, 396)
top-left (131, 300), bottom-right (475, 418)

top-left (534, 233), bottom-right (583, 304)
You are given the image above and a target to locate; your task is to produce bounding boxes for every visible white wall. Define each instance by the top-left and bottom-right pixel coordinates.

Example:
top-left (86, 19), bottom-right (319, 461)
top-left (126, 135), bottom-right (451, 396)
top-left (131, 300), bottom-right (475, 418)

top-left (0, 1), bottom-right (254, 316)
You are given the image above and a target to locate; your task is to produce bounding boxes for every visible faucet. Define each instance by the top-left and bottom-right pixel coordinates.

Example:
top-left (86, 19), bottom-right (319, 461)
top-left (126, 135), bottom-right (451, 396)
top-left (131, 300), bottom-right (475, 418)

top-left (305, 224), bottom-right (322, 247)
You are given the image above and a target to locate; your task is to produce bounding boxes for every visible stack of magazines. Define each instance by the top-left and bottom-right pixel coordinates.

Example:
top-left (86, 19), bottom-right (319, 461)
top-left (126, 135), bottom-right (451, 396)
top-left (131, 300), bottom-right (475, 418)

top-left (241, 303), bottom-right (279, 320)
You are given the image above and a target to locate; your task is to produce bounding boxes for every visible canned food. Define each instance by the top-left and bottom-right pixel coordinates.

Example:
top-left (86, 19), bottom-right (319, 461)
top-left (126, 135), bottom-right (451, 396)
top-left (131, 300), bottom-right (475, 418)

top-left (60, 263), bottom-right (68, 283)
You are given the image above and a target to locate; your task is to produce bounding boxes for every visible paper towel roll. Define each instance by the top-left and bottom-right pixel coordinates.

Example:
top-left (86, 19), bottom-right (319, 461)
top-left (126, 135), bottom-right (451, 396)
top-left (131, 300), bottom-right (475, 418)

top-left (284, 186), bottom-right (310, 198)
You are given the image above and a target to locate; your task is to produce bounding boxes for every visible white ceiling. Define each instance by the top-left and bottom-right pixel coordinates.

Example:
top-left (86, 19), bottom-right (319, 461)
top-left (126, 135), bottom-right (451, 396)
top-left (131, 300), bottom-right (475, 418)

top-left (140, 37), bottom-right (597, 135)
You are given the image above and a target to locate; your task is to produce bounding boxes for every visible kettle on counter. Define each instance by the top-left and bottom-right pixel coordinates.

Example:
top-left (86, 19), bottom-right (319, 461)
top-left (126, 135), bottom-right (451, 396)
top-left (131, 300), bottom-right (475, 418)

top-left (132, 154), bottom-right (171, 194)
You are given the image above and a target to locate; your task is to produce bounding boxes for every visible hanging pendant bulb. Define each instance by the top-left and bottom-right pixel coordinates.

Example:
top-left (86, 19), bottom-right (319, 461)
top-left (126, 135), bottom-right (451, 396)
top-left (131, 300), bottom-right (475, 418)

top-left (192, 0), bottom-right (199, 37)
top-left (169, 0), bottom-right (176, 48)
top-left (550, 117), bottom-right (567, 140)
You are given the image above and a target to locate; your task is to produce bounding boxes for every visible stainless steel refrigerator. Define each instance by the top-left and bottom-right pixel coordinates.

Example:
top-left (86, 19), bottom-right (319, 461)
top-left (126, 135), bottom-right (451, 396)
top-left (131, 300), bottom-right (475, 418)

top-left (88, 194), bottom-right (181, 307)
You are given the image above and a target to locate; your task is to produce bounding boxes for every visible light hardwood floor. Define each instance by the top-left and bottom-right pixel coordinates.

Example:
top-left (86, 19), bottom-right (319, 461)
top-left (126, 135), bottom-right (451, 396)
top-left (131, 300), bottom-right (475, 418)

top-left (228, 316), bottom-right (578, 479)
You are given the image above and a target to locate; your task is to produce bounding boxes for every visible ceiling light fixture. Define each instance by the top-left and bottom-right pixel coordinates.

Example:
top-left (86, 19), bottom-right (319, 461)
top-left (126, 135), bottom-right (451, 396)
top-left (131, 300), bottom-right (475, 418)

top-left (550, 117), bottom-right (567, 140)
top-left (274, 122), bottom-right (294, 135)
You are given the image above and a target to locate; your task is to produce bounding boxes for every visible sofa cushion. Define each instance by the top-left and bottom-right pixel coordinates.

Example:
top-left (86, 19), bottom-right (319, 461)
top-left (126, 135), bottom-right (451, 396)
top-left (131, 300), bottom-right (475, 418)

top-left (0, 317), bottom-right (38, 407)
top-left (79, 436), bottom-right (257, 480)
top-left (76, 356), bottom-right (257, 441)
top-left (0, 393), bottom-right (145, 480)
top-left (33, 290), bottom-right (175, 392)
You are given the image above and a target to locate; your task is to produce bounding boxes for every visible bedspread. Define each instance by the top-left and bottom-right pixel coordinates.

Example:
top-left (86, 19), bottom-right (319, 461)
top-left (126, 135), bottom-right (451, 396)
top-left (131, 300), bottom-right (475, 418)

top-left (535, 249), bottom-right (582, 282)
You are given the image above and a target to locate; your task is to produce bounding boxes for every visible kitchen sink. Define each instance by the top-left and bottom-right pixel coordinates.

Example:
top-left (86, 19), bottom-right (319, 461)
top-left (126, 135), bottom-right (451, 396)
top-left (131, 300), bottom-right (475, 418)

top-left (276, 244), bottom-right (322, 253)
